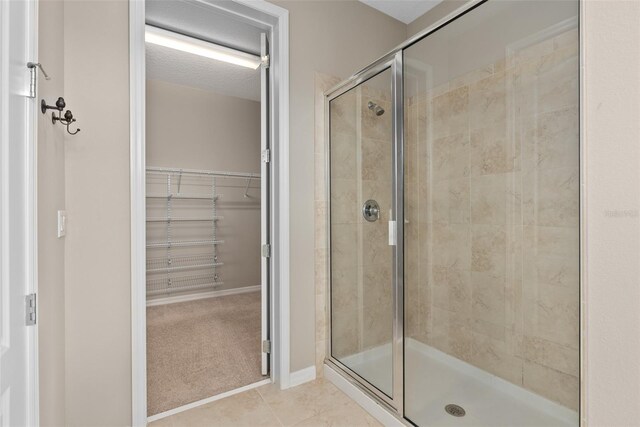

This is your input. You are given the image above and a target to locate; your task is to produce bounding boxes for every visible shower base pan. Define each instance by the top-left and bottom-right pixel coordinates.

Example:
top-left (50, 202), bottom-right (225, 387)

top-left (326, 338), bottom-right (578, 427)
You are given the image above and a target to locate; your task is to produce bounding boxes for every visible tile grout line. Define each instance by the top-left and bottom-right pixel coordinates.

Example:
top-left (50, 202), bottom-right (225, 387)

top-left (255, 387), bottom-right (285, 426)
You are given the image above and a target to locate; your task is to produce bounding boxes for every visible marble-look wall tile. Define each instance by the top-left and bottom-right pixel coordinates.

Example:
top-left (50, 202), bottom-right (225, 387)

top-left (403, 29), bottom-right (579, 410)
top-left (470, 124), bottom-right (520, 176)
top-left (450, 64), bottom-right (495, 90)
top-left (329, 90), bottom-right (357, 135)
top-left (431, 133), bottom-right (471, 182)
top-left (522, 166), bottom-right (579, 228)
top-left (523, 280), bottom-right (579, 350)
top-left (432, 177), bottom-right (471, 225)
top-left (361, 137), bottom-right (392, 181)
top-left (471, 271), bottom-right (506, 326)
top-left (521, 106), bottom-right (579, 174)
top-left (523, 361), bottom-right (579, 411)
top-left (330, 132), bottom-right (357, 180)
top-left (432, 267), bottom-right (471, 315)
top-left (331, 311), bottom-right (360, 358)
top-left (469, 72), bottom-right (507, 130)
top-left (471, 174), bottom-right (508, 225)
top-left (522, 335), bottom-right (579, 377)
top-left (536, 54), bottom-right (579, 114)
top-left (471, 332), bottom-right (524, 386)
top-left (432, 223), bottom-right (472, 271)
top-left (433, 86), bottom-right (469, 139)
top-left (330, 179), bottom-right (358, 224)
top-left (523, 253), bottom-right (579, 289)
top-left (471, 224), bottom-right (507, 276)
top-left (430, 307), bottom-right (473, 362)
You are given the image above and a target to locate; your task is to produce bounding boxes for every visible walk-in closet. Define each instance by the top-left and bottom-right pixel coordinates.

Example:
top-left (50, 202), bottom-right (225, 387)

top-left (144, 0), bottom-right (270, 416)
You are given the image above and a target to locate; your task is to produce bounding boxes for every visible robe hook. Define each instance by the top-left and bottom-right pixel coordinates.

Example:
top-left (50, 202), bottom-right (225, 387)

top-left (41, 97), bottom-right (81, 135)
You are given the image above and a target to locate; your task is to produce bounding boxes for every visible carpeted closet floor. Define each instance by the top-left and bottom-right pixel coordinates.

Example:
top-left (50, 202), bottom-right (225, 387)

top-left (147, 291), bottom-right (265, 416)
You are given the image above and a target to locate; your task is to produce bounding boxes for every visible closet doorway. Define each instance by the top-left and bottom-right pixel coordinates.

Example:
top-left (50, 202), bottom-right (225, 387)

top-left (142, 0), bottom-right (273, 418)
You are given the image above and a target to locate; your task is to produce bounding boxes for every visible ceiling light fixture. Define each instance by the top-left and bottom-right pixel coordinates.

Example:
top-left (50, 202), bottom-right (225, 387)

top-left (145, 25), bottom-right (262, 70)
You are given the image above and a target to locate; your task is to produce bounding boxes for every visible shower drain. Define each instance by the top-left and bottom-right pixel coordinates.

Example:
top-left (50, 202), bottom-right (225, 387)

top-left (445, 404), bottom-right (466, 417)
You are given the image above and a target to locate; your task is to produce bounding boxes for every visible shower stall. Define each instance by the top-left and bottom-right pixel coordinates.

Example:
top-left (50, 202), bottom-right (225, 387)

top-left (325, 0), bottom-right (580, 425)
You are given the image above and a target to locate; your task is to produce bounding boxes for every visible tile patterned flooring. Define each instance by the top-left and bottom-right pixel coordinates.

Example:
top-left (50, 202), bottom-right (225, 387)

top-left (149, 379), bottom-right (381, 427)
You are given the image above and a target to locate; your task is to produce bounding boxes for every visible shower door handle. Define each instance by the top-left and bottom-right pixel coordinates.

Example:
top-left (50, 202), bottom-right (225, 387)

top-left (388, 220), bottom-right (397, 246)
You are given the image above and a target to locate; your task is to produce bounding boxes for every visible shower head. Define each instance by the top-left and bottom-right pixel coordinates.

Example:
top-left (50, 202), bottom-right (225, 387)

top-left (367, 101), bottom-right (385, 116)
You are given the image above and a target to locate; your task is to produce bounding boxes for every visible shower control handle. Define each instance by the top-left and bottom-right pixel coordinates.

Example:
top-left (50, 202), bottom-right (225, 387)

top-left (362, 200), bottom-right (380, 222)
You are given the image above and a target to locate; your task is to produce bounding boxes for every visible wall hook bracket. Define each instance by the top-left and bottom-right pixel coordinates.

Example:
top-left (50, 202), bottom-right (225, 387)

top-left (41, 97), bottom-right (81, 135)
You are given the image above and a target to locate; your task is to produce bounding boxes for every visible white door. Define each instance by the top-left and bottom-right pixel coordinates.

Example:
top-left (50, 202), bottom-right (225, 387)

top-left (0, 0), bottom-right (39, 425)
top-left (260, 33), bottom-right (270, 376)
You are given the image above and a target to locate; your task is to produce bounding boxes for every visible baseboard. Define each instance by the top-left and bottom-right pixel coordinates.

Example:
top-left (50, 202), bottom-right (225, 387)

top-left (146, 285), bottom-right (260, 307)
top-left (288, 366), bottom-right (316, 388)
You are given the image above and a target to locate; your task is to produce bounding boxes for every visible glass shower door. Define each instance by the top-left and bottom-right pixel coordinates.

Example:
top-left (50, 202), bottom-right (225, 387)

top-left (403, 1), bottom-right (579, 425)
top-left (328, 67), bottom-right (396, 400)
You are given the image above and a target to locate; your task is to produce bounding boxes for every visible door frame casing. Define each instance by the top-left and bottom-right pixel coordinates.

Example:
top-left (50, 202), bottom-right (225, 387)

top-left (129, 1), bottom-right (290, 424)
top-left (0, 0), bottom-right (40, 423)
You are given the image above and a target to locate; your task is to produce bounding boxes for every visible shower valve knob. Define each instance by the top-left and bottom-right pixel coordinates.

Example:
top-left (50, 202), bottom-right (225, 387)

top-left (362, 199), bottom-right (380, 222)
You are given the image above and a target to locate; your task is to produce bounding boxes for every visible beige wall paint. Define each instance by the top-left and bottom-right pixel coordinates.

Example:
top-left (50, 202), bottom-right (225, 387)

top-left (146, 79), bottom-right (261, 295)
top-left (37, 0), bottom-right (66, 425)
top-left (63, 0), bottom-right (131, 425)
top-left (583, 0), bottom-right (640, 424)
top-left (270, 0), bottom-right (407, 372)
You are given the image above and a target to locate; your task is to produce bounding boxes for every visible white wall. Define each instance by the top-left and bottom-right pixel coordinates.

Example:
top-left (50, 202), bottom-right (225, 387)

top-left (146, 79), bottom-right (261, 294)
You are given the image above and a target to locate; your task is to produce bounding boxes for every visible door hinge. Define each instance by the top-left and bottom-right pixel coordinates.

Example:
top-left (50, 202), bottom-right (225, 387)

top-left (262, 339), bottom-right (271, 354)
top-left (261, 54), bottom-right (270, 69)
top-left (25, 293), bottom-right (37, 326)
top-left (26, 62), bottom-right (50, 99)
top-left (261, 244), bottom-right (271, 258)
top-left (261, 149), bottom-right (270, 163)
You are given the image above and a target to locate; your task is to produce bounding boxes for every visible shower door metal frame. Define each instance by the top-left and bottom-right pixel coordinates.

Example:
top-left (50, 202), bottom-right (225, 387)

top-left (324, 50), bottom-right (405, 416)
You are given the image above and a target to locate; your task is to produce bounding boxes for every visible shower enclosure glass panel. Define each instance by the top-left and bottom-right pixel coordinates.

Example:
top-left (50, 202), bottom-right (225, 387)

top-left (403, 1), bottom-right (579, 426)
top-left (329, 68), bottom-right (394, 398)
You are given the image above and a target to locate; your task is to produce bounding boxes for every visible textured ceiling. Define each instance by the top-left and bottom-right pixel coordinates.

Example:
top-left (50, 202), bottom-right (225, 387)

top-left (145, 0), bottom-right (263, 101)
top-left (146, 43), bottom-right (261, 102)
top-left (358, 0), bottom-right (442, 24)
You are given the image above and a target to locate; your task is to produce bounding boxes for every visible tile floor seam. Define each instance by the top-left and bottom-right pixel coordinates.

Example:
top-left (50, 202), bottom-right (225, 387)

top-left (256, 389), bottom-right (285, 427)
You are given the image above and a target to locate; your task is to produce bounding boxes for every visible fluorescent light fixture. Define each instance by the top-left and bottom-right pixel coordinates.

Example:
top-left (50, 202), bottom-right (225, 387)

top-left (145, 25), bottom-right (261, 70)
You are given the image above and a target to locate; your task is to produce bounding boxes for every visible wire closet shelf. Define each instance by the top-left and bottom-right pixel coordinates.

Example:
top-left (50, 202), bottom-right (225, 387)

top-left (145, 166), bottom-right (261, 297)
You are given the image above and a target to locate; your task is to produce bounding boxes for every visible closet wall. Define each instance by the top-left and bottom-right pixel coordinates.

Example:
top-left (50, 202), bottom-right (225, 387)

top-left (146, 79), bottom-right (261, 295)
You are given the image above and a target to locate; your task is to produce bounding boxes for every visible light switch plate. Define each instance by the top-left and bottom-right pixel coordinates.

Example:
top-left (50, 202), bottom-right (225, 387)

top-left (57, 210), bottom-right (67, 238)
